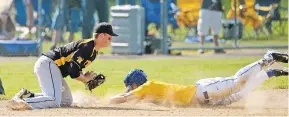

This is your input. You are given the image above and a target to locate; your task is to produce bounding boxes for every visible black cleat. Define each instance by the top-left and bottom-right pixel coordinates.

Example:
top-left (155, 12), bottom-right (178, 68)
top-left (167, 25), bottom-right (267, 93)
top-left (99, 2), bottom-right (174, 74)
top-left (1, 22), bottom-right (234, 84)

top-left (264, 50), bottom-right (288, 63)
top-left (13, 88), bottom-right (33, 99)
top-left (272, 69), bottom-right (288, 77)
top-left (272, 52), bottom-right (288, 63)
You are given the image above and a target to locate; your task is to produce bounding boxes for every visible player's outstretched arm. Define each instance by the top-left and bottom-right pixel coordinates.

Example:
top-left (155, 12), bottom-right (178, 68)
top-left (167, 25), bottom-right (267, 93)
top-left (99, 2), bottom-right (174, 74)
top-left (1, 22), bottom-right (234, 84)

top-left (74, 72), bottom-right (94, 83)
top-left (109, 92), bottom-right (137, 104)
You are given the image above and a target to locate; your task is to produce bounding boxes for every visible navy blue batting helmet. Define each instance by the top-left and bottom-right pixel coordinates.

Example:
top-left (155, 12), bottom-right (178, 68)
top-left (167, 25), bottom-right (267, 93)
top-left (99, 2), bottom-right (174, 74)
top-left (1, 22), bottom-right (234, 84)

top-left (124, 69), bottom-right (147, 92)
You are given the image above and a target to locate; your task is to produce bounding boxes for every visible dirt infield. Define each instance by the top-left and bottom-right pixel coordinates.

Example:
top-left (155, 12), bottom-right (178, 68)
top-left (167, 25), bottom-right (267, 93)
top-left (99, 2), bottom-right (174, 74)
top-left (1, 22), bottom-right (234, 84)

top-left (0, 89), bottom-right (287, 116)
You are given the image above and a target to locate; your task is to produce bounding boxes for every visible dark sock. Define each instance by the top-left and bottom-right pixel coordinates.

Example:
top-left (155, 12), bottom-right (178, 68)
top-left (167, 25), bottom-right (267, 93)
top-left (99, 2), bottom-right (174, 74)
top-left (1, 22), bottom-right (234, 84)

top-left (266, 69), bottom-right (275, 78)
top-left (30, 93), bottom-right (35, 98)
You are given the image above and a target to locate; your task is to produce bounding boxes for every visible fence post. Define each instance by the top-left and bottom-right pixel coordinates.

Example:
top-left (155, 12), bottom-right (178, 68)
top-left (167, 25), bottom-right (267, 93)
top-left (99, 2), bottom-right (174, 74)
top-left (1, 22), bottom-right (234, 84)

top-left (37, 0), bottom-right (43, 56)
top-left (233, 0), bottom-right (239, 48)
top-left (160, 0), bottom-right (169, 54)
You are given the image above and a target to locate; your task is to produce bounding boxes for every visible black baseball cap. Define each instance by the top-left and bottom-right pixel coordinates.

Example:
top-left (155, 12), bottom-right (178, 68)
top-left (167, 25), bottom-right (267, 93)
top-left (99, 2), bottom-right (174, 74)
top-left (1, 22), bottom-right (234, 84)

top-left (94, 22), bottom-right (118, 36)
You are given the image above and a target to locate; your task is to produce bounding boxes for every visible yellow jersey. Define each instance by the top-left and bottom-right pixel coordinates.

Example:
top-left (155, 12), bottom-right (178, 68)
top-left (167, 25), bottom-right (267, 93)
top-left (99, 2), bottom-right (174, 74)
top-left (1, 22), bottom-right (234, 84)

top-left (131, 80), bottom-right (197, 106)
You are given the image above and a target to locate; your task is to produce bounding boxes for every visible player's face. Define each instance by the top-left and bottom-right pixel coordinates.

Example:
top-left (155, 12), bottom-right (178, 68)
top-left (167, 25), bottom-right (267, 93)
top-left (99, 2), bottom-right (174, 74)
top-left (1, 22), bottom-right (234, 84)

top-left (103, 33), bottom-right (112, 47)
top-left (125, 83), bottom-right (139, 92)
top-left (97, 33), bottom-right (112, 47)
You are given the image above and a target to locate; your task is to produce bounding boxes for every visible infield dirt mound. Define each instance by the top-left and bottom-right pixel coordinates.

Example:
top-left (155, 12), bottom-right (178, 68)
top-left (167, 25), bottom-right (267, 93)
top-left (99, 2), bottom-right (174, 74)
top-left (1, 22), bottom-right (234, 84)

top-left (0, 89), bottom-right (287, 116)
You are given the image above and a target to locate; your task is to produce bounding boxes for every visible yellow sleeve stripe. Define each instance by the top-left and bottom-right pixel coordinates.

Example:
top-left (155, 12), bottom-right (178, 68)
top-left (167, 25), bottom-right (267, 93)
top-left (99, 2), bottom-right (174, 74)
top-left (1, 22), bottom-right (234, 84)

top-left (91, 49), bottom-right (95, 57)
top-left (79, 39), bottom-right (94, 45)
top-left (54, 53), bottom-right (73, 66)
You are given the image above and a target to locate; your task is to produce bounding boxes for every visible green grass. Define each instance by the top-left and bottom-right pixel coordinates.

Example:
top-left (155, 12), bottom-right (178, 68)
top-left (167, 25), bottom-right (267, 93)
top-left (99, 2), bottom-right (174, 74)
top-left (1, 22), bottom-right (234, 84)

top-left (170, 35), bottom-right (288, 55)
top-left (0, 56), bottom-right (287, 99)
top-left (172, 35), bottom-right (288, 47)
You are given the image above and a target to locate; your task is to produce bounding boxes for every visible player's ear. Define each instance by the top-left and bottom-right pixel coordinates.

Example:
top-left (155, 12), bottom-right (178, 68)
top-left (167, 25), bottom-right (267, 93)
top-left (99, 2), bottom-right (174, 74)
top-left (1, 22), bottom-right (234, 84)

top-left (94, 33), bottom-right (103, 39)
top-left (93, 33), bottom-right (98, 39)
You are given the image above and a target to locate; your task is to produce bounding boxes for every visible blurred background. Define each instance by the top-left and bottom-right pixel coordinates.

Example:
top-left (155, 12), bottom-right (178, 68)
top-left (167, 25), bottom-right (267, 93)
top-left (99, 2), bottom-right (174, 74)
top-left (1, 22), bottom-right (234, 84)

top-left (0, 0), bottom-right (287, 56)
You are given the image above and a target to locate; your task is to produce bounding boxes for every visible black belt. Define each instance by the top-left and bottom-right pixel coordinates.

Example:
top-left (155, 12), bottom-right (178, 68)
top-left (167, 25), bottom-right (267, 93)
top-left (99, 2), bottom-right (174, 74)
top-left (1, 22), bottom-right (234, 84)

top-left (203, 91), bottom-right (209, 104)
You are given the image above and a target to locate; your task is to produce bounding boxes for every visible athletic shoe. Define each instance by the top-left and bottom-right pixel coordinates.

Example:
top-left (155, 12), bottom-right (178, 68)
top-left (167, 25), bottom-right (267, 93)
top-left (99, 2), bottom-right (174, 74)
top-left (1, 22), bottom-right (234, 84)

top-left (13, 88), bottom-right (33, 99)
top-left (271, 68), bottom-right (288, 77)
top-left (271, 52), bottom-right (288, 63)
top-left (264, 50), bottom-right (288, 64)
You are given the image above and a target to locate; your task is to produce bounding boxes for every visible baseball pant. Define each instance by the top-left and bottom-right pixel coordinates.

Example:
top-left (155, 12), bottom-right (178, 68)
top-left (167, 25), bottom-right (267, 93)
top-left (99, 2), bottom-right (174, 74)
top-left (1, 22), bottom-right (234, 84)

top-left (23, 56), bottom-right (73, 109)
top-left (197, 9), bottom-right (222, 36)
top-left (195, 59), bottom-right (269, 105)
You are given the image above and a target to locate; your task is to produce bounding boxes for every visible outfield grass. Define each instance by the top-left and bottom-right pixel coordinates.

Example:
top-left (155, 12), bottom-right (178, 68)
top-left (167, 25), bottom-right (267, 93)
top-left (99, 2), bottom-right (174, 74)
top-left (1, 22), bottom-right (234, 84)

top-left (173, 35), bottom-right (288, 47)
top-left (0, 56), bottom-right (287, 100)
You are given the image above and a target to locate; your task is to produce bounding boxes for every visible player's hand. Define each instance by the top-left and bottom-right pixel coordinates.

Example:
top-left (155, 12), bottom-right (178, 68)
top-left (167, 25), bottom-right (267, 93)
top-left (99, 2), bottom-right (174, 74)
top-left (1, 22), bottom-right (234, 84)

top-left (84, 71), bottom-right (96, 79)
top-left (85, 73), bottom-right (106, 92)
top-left (84, 71), bottom-right (94, 76)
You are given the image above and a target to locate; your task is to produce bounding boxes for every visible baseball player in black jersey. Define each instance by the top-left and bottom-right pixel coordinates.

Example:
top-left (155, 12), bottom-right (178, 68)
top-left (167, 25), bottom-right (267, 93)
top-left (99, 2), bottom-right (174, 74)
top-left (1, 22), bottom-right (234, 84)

top-left (8, 22), bottom-right (118, 110)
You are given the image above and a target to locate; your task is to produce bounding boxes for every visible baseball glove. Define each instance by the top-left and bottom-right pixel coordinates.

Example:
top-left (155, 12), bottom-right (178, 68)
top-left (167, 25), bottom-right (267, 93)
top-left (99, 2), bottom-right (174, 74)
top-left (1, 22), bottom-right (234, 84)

top-left (85, 73), bottom-right (106, 92)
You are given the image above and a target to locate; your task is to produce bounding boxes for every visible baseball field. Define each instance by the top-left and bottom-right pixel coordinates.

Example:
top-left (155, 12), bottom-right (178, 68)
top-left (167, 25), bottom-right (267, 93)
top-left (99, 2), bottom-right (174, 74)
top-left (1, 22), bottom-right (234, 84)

top-left (0, 41), bottom-right (288, 116)
top-left (0, 0), bottom-right (287, 115)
